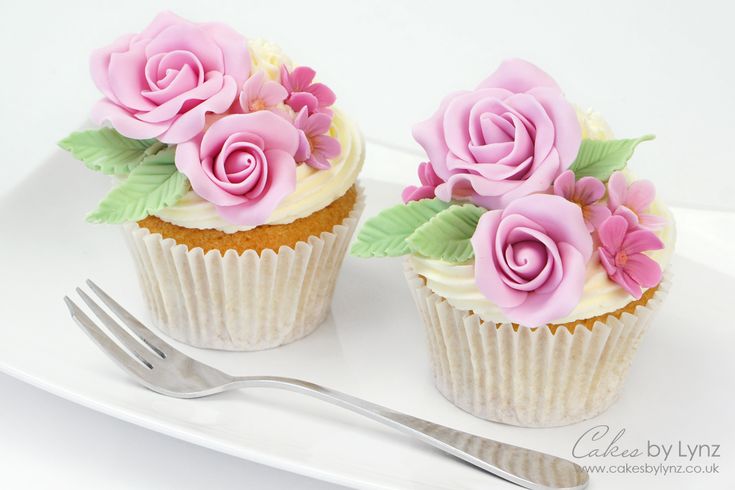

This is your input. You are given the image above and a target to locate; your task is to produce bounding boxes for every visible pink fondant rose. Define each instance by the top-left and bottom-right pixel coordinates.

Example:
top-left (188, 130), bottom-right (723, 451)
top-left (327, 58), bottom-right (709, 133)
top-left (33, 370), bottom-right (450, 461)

top-left (471, 194), bottom-right (592, 326)
top-left (90, 11), bottom-right (250, 144)
top-left (175, 111), bottom-right (299, 226)
top-left (413, 59), bottom-right (581, 209)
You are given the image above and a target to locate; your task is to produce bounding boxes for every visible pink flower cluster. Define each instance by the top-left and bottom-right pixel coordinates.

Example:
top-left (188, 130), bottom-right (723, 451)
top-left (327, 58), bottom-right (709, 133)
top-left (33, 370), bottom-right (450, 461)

top-left (406, 59), bottom-right (668, 325)
top-left (238, 66), bottom-right (340, 170)
top-left (471, 168), bottom-right (665, 326)
top-left (551, 170), bottom-right (664, 299)
top-left (89, 12), bottom-right (341, 226)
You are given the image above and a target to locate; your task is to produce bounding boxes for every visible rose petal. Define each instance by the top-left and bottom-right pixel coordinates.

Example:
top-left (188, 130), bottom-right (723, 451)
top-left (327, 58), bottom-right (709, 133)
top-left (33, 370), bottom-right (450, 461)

top-left (136, 72), bottom-right (223, 123)
top-left (90, 32), bottom-right (135, 104)
top-left (503, 225), bottom-right (563, 294)
top-left (412, 91), bottom-right (463, 180)
top-left (402, 185), bottom-right (436, 203)
top-left (443, 89), bottom-right (514, 164)
top-left (215, 149), bottom-right (296, 226)
top-left (142, 56), bottom-right (201, 104)
top-left (526, 87), bottom-right (582, 168)
top-left (473, 111), bottom-right (514, 146)
top-left (503, 93), bottom-right (555, 166)
top-left (90, 99), bottom-right (169, 140)
top-left (156, 74), bottom-right (238, 143)
top-left (503, 193), bottom-right (592, 261)
top-left (175, 137), bottom-right (247, 207)
top-left (200, 110), bottom-right (299, 159)
top-left (471, 211), bottom-right (528, 308)
top-left (476, 58), bottom-right (562, 92)
top-left (108, 42), bottom-right (156, 112)
top-left (503, 242), bottom-right (587, 326)
top-left (200, 20), bottom-right (250, 87)
top-left (492, 149), bottom-right (563, 208)
top-left (144, 24), bottom-right (224, 73)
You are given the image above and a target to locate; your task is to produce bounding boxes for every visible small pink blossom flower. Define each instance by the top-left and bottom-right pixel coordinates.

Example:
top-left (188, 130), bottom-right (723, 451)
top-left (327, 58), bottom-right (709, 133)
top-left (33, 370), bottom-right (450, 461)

top-left (553, 170), bottom-right (611, 231)
top-left (293, 107), bottom-right (340, 170)
top-left (239, 71), bottom-right (287, 113)
top-left (597, 215), bottom-right (663, 299)
top-left (402, 162), bottom-right (443, 202)
top-left (280, 65), bottom-right (336, 116)
top-left (607, 171), bottom-right (665, 231)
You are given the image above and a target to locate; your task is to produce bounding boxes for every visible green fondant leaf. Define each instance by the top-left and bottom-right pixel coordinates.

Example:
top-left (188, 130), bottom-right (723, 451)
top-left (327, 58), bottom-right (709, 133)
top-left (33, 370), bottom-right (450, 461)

top-left (351, 198), bottom-right (451, 257)
top-left (406, 203), bottom-right (485, 262)
top-left (86, 147), bottom-right (189, 224)
top-left (569, 135), bottom-right (655, 181)
top-left (59, 128), bottom-right (161, 175)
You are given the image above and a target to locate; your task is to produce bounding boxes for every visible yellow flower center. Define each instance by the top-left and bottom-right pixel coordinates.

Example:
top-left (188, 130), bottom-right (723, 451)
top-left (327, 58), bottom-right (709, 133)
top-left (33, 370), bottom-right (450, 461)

top-left (250, 99), bottom-right (267, 112)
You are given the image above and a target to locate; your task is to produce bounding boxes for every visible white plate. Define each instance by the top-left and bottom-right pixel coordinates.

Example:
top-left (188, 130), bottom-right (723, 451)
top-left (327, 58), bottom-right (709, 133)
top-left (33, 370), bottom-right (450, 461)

top-left (1, 144), bottom-right (733, 490)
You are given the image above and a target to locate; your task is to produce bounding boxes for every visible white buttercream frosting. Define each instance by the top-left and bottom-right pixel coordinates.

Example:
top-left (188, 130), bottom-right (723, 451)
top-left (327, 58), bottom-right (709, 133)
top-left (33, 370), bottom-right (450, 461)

top-left (576, 106), bottom-right (614, 140)
top-left (248, 38), bottom-right (293, 81)
top-left (154, 107), bottom-right (364, 233)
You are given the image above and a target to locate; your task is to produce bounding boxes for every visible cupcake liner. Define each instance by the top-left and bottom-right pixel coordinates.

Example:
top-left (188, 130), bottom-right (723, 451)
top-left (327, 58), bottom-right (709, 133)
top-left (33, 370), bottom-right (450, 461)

top-left (404, 262), bottom-right (671, 427)
top-left (121, 187), bottom-right (365, 351)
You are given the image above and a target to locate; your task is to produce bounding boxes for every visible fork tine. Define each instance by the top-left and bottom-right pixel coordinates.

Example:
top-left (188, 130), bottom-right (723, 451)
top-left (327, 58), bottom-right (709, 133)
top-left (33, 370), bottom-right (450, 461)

top-left (85, 279), bottom-right (169, 359)
top-left (76, 288), bottom-right (159, 367)
top-left (63, 296), bottom-right (153, 380)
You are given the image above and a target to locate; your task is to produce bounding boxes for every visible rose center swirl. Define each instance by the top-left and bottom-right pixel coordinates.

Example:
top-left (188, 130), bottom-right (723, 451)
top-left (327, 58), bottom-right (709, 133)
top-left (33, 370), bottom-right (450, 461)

top-left (203, 137), bottom-right (269, 198)
top-left (143, 50), bottom-right (204, 99)
top-left (496, 225), bottom-right (561, 292)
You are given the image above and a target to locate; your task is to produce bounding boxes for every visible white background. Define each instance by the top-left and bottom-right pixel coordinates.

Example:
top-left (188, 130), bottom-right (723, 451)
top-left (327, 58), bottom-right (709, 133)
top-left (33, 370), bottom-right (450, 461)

top-left (1, 1), bottom-right (733, 488)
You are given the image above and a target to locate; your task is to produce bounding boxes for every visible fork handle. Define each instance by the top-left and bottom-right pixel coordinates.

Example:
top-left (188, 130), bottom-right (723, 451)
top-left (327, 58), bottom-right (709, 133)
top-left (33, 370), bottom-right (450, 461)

top-left (230, 376), bottom-right (587, 490)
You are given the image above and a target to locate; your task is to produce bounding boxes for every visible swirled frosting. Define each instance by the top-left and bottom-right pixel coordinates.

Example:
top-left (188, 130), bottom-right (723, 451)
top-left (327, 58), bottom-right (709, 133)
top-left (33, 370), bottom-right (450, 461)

top-left (154, 108), bottom-right (364, 233)
top-left (409, 198), bottom-right (675, 326)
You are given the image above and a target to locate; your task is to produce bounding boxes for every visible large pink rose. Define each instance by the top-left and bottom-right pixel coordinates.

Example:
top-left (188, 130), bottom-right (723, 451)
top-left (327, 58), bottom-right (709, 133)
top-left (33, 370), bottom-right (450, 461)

top-left (175, 111), bottom-right (299, 226)
top-left (90, 11), bottom-right (250, 144)
top-left (471, 194), bottom-right (592, 326)
top-left (413, 59), bottom-right (581, 208)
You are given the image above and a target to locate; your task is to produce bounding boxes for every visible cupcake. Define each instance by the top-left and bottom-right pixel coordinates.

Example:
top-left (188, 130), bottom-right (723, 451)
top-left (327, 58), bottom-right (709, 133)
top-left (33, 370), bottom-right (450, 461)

top-left (352, 59), bottom-right (673, 427)
top-left (59, 12), bottom-right (365, 351)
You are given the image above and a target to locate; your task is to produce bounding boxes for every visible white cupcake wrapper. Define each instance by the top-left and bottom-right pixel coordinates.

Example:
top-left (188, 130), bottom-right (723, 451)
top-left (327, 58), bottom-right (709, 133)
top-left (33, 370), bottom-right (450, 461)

top-left (121, 188), bottom-right (365, 351)
top-left (405, 262), bottom-right (671, 427)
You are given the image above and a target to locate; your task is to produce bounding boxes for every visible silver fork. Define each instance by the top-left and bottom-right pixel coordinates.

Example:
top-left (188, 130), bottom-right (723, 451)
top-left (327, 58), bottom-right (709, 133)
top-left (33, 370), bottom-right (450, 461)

top-left (64, 280), bottom-right (588, 490)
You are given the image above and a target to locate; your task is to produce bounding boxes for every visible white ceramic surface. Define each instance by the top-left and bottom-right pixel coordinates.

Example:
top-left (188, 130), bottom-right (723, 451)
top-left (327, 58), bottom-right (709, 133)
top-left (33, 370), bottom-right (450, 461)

top-left (1, 144), bottom-right (734, 489)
